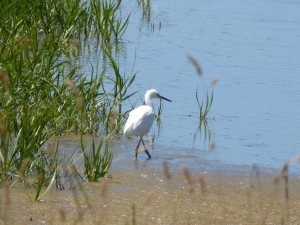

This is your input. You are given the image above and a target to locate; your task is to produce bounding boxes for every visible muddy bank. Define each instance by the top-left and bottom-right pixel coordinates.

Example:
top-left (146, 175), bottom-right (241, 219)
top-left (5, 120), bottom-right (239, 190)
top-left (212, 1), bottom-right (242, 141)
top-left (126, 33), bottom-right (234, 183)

top-left (1, 165), bottom-right (300, 224)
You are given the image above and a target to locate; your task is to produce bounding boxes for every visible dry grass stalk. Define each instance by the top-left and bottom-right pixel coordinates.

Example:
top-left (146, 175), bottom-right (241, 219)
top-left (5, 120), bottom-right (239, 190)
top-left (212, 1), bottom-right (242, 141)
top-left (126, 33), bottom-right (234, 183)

top-left (18, 158), bottom-right (31, 181)
top-left (274, 163), bottom-right (289, 194)
top-left (59, 208), bottom-right (66, 222)
top-left (182, 167), bottom-right (193, 185)
top-left (71, 189), bottom-right (85, 223)
top-left (182, 167), bottom-right (194, 193)
top-left (282, 163), bottom-right (289, 202)
top-left (162, 161), bottom-right (172, 180)
top-left (47, 141), bottom-right (55, 158)
top-left (187, 55), bottom-right (202, 76)
top-left (100, 179), bottom-right (109, 198)
top-left (144, 191), bottom-right (155, 206)
top-left (274, 161), bottom-right (290, 222)
top-left (1, 184), bottom-right (11, 224)
top-left (198, 176), bottom-right (207, 194)
top-left (249, 164), bottom-right (262, 192)
top-left (0, 68), bottom-right (10, 91)
top-left (108, 109), bottom-right (118, 129)
top-left (273, 163), bottom-right (290, 223)
top-left (0, 119), bottom-right (6, 135)
top-left (131, 203), bottom-right (136, 225)
top-left (65, 79), bottom-right (83, 108)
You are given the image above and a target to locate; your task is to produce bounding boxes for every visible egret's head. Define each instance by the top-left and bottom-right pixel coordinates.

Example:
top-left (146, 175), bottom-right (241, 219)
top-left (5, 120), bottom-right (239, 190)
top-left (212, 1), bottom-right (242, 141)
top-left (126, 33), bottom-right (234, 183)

top-left (145, 89), bottom-right (172, 102)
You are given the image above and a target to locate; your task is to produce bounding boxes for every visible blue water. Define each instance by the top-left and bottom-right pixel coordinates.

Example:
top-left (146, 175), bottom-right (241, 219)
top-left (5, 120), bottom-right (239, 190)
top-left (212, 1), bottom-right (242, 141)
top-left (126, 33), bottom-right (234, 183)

top-left (88, 0), bottom-right (300, 174)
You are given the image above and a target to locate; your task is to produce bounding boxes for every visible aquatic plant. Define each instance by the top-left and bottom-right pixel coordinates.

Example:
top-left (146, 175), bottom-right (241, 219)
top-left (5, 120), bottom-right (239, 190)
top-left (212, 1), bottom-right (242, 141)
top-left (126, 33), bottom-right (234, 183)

top-left (156, 99), bottom-right (164, 121)
top-left (0, 0), bottom-right (134, 200)
top-left (80, 136), bottom-right (112, 182)
top-left (154, 99), bottom-right (164, 139)
top-left (196, 87), bottom-right (214, 122)
top-left (34, 147), bottom-right (59, 202)
top-left (187, 54), bottom-right (215, 148)
top-left (137, 0), bottom-right (151, 24)
top-left (104, 49), bottom-right (137, 136)
top-left (193, 118), bottom-right (212, 147)
top-left (91, 0), bottom-right (130, 43)
top-left (194, 89), bottom-right (214, 146)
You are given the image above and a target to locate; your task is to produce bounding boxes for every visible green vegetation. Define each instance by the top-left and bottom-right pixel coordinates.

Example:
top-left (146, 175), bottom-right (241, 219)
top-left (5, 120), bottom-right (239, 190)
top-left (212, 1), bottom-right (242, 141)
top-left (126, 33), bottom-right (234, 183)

top-left (195, 88), bottom-right (214, 145)
top-left (80, 136), bottom-right (112, 182)
top-left (0, 0), bottom-right (134, 200)
top-left (187, 53), bottom-right (215, 148)
top-left (196, 88), bottom-right (214, 122)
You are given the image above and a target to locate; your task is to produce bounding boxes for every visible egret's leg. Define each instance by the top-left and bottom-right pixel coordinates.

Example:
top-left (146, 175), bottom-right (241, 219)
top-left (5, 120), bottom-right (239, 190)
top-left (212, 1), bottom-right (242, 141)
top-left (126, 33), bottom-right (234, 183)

top-left (135, 138), bottom-right (142, 159)
top-left (141, 138), bottom-right (151, 159)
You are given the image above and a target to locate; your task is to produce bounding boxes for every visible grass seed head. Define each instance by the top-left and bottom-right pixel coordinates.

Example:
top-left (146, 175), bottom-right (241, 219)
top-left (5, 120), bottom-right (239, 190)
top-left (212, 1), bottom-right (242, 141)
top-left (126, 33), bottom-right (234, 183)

top-left (109, 109), bottom-right (118, 129)
top-left (0, 68), bottom-right (10, 91)
top-left (280, 163), bottom-right (289, 178)
top-left (100, 179), bottom-right (109, 198)
top-left (211, 77), bottom-right (219, 86)
top-left (182, 167), bottom-right (193, 185)
top-left (47, 142), bottom-right (55, 157)
top-left (0, 119), bottom-right (6, 135)
top-left (144, 191), bottom-right (155, 206)
top-left (183, 167), bottom-right (194, 193)
top-left (208, 141), bottom-right (216, 150)
top-left (65, 79), bottom-right (83, 108)
top-left (187, 54), bottom-right (202, 76)
top-left (273, 163), bottom-right (289, 187)
top-left (163, 161), bottom-right (172, 180)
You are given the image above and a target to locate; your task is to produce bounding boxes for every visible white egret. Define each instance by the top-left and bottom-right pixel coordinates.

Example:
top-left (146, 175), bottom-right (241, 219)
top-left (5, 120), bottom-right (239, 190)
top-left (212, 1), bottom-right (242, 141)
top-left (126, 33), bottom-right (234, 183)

top-left (123, 89), bottom-right (171, 159)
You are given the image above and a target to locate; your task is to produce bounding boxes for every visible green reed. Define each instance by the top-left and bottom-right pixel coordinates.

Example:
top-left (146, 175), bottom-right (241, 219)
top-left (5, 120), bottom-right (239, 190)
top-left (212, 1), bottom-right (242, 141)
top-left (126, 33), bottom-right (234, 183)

top-left (187, 54), bottom-right (215, 148)
top-left (156, 99), bottom-right (164, 121)
top-left (0, 0), bottom-right (134, 200)
top-left (104, 49), bottom-right (137, 135)
top-left (154, 99), bottom-right (164, 139)
top-left (91, 0), bottom-right (130, 43)
top-left (193, 119), bottom-right (212, 147)
top-left (196, 88), bottom-right (214, 122)
top-left (34, 146), bottom-right (59, 202)
top-left (80, 136), bottom-right (112, 182)
top-left (137, 0), bottom-right (151, 24)
top-left (194, 87), bottom-right (214, 147)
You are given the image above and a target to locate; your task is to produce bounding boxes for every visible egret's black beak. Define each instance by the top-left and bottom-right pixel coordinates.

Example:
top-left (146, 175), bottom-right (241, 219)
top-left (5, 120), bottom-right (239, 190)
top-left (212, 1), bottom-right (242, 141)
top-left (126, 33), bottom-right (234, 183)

top-left (158, 94), bottom-right (172, 102)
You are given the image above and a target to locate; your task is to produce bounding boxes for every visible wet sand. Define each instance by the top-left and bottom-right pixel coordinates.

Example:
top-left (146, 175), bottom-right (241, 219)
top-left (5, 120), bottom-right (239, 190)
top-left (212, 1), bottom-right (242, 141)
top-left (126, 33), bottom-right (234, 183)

top-left (2, 164), bottom-right (300, 225)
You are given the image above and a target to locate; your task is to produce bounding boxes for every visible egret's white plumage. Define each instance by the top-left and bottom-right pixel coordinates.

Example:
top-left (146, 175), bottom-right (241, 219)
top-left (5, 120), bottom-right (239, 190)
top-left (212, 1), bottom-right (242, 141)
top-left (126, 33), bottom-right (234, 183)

top-left (124, 89), bottom-right (171, 159)
top-left (123, 105), bottom-right (155, 137)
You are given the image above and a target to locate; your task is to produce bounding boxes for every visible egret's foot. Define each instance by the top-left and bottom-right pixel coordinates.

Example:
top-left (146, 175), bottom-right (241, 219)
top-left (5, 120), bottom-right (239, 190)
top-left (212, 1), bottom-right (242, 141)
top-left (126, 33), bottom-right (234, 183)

top-left (145, 149), bottom-right (151, 159)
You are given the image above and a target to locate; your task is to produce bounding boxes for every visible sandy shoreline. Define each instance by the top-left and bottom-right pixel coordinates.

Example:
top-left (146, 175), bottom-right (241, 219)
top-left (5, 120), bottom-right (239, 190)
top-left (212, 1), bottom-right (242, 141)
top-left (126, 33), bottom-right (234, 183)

top-left (1, 164), bottom-right (300, 224)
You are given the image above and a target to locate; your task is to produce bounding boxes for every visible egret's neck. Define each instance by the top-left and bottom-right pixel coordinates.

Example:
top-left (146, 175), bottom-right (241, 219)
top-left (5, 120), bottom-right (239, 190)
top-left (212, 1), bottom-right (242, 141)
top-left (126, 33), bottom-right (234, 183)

top-left (144, 95), bottom-right (154, 109)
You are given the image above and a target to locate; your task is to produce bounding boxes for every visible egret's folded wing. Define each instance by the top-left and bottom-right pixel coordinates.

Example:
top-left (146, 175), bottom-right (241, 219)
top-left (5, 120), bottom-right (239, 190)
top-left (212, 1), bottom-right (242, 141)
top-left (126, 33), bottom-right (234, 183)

top-left (123, 106), bottom-right (155, 137)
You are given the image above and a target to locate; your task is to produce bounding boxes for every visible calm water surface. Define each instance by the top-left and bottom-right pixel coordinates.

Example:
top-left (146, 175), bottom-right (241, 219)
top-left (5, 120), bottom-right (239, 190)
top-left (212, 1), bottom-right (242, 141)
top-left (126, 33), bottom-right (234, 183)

top-left (84, 0), bottom-right (300, 174)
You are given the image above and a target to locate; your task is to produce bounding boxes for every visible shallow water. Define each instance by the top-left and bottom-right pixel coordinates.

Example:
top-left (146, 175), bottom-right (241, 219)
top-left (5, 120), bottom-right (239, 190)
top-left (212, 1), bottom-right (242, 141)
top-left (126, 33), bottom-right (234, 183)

top-left (4, 2), bottom-right (300, 224)
top-left (83, 0), bottom-right (300, 174)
